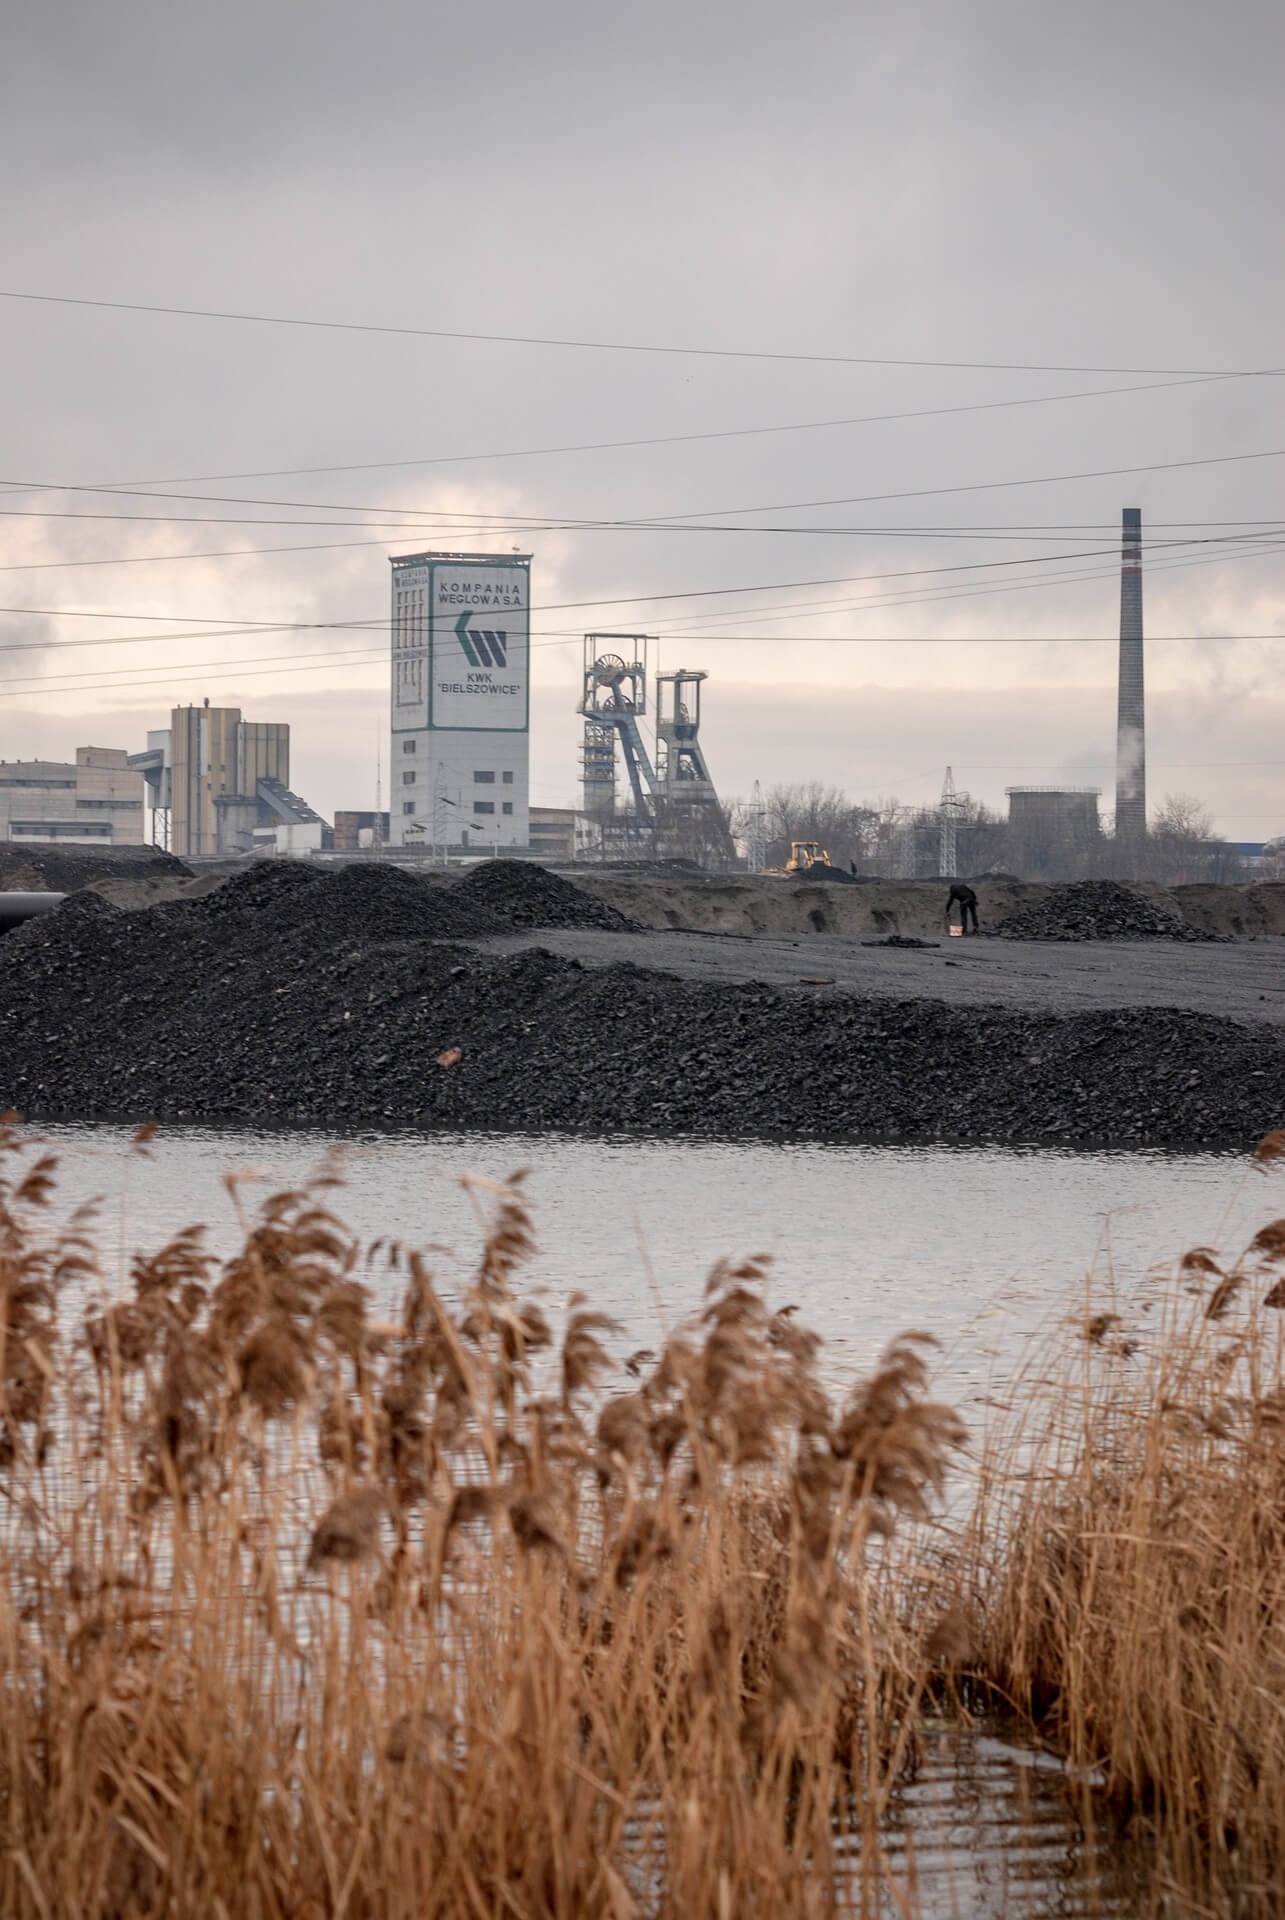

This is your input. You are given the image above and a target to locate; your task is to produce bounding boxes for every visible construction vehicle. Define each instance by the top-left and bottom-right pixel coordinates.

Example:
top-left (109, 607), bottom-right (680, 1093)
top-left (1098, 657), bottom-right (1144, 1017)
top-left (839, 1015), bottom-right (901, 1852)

top-left (764, 840), bottom-right (833, 877)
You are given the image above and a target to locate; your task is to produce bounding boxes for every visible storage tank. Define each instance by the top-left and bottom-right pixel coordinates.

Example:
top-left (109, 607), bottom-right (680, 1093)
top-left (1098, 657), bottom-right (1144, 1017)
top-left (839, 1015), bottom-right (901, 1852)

top-left (1005, 787), bottom-right (1101, 877)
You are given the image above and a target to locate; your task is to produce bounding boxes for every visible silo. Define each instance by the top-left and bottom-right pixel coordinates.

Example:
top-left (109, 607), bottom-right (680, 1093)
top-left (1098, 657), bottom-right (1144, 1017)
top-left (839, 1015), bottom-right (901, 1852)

top-left (1006, 787), bottom-right (1102, 878)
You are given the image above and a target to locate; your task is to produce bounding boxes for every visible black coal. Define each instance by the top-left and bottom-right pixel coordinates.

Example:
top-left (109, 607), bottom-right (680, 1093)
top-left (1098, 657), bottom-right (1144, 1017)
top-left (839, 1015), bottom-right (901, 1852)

top-left (1, 863), bottom-right (1279, 1151)
top-left (997, 880), bottom-right (1223, 943)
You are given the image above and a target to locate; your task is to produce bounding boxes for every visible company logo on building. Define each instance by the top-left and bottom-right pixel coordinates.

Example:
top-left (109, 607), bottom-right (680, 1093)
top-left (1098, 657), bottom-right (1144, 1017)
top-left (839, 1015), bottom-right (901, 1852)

top-left (455, 612), bottom-right (508, 670)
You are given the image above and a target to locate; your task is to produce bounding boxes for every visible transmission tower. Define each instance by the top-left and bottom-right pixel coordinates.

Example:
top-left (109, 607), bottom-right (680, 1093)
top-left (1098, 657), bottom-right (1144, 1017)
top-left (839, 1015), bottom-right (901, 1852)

top-left (938, 766), bottom-right (961, 879)
top-left (747, 779), bottom-right (767, 873)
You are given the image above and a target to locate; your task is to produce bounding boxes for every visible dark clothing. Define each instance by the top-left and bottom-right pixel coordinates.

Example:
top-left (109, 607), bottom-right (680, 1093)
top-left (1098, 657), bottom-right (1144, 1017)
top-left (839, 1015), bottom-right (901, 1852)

top-left (946, 883), bottom-right (979, 933)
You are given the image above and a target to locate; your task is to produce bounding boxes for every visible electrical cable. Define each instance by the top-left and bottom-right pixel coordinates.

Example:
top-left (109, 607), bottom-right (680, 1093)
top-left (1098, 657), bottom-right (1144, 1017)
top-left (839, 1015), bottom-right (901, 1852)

top-left (3, 287), bottom-right (1280, 378)
top-left (2, 366), bottom-right (1278, 504)
top-left (10, 443), bottom-right (1283, 533)
top-left (5, 444), bottom-right (1285, 542)
top-left (2, 528), bottom-right (1278, 658)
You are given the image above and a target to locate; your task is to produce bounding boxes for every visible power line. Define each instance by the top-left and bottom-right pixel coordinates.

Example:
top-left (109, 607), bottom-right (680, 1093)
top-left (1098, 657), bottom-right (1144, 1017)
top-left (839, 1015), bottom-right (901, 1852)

top-left (633, 447), bottom-right (1285, 526)
top-left (3, 529), bottom-right (1278, 658)
top-left (2, 369), bottom-right (1277, 504)
top-left (6, 633), bottom-right (1283, 703)
top-left (5, 518), bottom-right (1284, 580)
top-left (2, 286), bottom-right (1280, 378)
top-left (6, 444), bottom-right (1285, 542)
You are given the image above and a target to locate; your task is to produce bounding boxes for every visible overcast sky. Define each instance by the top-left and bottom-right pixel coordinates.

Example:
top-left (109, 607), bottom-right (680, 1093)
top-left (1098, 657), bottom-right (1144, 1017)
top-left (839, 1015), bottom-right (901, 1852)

top-left (2, 0), bottom-right (1282, 836)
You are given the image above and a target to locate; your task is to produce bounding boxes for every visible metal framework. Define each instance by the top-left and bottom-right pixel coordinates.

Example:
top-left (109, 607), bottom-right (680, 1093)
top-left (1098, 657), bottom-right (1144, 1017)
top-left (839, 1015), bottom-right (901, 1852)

top-left (577, 641), bottom-right (735, 865)
top-left (746, 779), bottom-right (767, 873)
top-left (938, 766), bottom-right (961, 879)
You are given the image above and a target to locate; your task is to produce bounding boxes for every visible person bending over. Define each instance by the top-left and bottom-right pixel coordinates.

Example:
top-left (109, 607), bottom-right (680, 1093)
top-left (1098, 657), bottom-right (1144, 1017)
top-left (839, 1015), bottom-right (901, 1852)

top-left (946, 882), bottom-right (979, 934)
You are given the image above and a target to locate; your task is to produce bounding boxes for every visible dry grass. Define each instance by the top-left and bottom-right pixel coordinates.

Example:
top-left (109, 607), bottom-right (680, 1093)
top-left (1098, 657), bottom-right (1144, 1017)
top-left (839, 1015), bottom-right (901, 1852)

top-left (0, 1119), bottom-right (968, 1918)
top-left (8, 1115), bottom-right (1285, 1916)
top-left (967, 1126), bottom-right (1285, 1917)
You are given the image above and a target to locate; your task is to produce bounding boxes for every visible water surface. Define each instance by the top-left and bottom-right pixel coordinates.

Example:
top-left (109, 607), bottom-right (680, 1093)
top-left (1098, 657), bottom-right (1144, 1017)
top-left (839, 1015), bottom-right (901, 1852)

top-left (30, 1123), bottom-right (1273, 1411)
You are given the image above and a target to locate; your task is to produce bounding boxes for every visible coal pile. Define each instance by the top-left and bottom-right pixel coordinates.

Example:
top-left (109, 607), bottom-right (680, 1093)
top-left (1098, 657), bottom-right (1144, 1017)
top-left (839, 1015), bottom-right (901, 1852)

top-left (0, 868), bottom-right (1280, 1151)
top-left (998, 880), bottom-right (1219, 943)
top-left (452, 859), bottom-right (636, 932)
top-left (200, 861), bottom-right (508, 942)
top-left (861, 935), bottom-right (939, 950)
top-left (0, 842), bottom-right (189, 893)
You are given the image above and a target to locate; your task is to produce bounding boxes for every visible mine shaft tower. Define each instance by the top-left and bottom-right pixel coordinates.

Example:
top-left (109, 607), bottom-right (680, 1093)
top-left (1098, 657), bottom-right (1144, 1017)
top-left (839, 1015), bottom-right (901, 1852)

top-left (578, 639), bottom-right (735, 864)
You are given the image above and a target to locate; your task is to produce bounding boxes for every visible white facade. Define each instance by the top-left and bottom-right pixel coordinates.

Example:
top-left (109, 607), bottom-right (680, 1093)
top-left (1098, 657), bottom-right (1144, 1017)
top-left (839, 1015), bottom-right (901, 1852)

top-left (390, 551), bottom-right (531, 851)
top-left (0, 746), bottom-right (145, 845)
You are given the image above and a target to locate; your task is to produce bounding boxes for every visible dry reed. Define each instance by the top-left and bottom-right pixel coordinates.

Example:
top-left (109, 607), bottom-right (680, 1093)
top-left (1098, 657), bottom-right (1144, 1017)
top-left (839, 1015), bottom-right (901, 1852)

top-left (967, 1126), bottom-right (1285, 1917)
top-left (8, 1116), bottom-right (1285, 1916)
top-left (0, 1119), bottom-right (967, 1918)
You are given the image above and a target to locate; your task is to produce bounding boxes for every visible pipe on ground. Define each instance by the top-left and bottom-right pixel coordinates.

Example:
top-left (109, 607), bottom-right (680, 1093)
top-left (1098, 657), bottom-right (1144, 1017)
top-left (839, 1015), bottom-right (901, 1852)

top-left (0, 892), bottom-right (67, 934)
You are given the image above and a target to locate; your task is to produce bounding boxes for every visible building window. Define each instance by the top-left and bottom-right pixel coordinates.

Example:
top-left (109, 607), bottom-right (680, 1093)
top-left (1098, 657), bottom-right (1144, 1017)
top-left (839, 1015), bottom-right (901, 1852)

top-left (502, 802), bottom-right (513, 815)
top-left (502, 771), bottom-right (514, 786)
top-left (402, 738), bottom-right (416, 753)
top-left (402, 771), bottom-right (416, 786)
top-left (402, 802), bottom-right (416, 816)
top-left (473, 770), bottom-right (495, 784)
top-left (473, 801), bottom-right (495, 815)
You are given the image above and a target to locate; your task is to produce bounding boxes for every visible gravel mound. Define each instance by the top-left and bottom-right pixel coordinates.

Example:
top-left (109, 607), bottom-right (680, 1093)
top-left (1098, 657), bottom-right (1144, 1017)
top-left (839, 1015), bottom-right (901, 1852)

top-left (998, 880), bottom-right (1220, 943)
top-left (453, 859), bottom-right (636, 931)
top-left (0, 877), bottom-right (1280, 1150)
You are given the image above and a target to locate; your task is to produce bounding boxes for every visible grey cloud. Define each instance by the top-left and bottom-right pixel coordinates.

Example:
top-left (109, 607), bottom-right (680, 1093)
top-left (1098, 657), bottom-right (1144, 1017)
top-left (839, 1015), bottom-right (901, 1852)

top-left (2, 0), bottom-right (1283, 835)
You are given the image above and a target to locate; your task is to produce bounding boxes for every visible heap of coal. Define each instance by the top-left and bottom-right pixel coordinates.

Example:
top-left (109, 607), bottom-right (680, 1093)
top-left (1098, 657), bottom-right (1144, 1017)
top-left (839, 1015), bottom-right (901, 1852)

top-left (0, 842), bottom-right (189, 893)
top-left (452, 859), bottom-right (635, 931)
top-left (998, 880), bottom-right (1219, 943)
top-left (861, 935), bottom-right (939, 950)
top-left (0, 861), bottom-right (1279, 1151)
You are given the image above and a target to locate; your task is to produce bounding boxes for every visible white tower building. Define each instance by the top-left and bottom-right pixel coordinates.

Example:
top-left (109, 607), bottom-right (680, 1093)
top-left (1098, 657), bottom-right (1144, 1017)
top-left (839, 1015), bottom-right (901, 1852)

top-left (389, 550), bottom-right (531, 853)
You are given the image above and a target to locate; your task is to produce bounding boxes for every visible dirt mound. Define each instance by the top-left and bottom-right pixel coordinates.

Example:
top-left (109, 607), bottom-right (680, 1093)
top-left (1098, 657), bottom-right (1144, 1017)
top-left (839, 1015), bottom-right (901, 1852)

top-left (998, 880), bottom-right (1219, 943)
top-left (454, 859), bottom-right (635, 932)
top-left (0, 843), bottom-right (189, 893)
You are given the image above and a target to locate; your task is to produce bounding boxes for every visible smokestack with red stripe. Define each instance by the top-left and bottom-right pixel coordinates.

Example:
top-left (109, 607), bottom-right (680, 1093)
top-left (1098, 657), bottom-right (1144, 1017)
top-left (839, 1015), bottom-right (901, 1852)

top-left (1115, 506), bottom-right (1146, 845)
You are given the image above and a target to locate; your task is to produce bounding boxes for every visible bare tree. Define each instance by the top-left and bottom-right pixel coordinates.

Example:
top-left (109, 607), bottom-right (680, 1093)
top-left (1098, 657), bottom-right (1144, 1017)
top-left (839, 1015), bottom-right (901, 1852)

top-left (763, 783), bottom-right (875, 870)
top-left (1147, 792), bottom-right (1241, 884)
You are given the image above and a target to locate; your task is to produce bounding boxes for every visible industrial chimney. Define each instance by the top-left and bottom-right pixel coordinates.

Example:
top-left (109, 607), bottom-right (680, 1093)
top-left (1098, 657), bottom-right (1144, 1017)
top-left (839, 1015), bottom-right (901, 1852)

top-left (1115, 505), bottom-right (1146, 846)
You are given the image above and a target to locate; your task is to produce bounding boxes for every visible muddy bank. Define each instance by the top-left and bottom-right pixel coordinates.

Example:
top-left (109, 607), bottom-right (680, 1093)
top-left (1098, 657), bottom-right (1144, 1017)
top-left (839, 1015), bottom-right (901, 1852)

top-left (1, 864), bottom-right (1280, 1150)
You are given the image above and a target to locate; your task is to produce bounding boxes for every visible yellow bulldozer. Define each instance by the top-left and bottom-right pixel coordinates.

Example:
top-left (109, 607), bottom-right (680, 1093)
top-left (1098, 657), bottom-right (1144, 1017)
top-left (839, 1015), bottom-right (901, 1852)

top-left (766, 840), bottom-right (833, 877)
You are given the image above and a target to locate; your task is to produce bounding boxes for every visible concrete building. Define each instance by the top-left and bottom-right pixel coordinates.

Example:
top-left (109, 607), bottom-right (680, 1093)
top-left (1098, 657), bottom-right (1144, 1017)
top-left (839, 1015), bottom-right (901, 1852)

top-left (130, 701), bottom-right (328, 856)
top-left (529, 806), bottom-right (578, 862)
top-left (390, 551), bottom-right (531, 852)
top-left (333, 810), bottom-right (390, 851)
top-left (0, 746), bottom-right (145, 845)
top-left (1006, 786), bottom-right (1102, 877)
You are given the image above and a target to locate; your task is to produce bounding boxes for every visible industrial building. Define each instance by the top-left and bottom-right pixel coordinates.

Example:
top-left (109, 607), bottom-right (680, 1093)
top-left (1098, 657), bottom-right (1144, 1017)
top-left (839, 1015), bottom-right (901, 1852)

top-left (1115, 506), bottom-right (1147, 845)
top-left (1006, 786), bottom-right (1102, 876)
top-left (389, 550), bottom-right (531, 852)
top-left (333, 810), bottom-right (389, 851)
top-left (529, 806), bottom-right (578, 862)
top-left (578, 636), bottom-right (735, 865)
top-left (0, 746), bottom-right (145, 846)
top-left (129, 701), bottom-right (329, 857)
